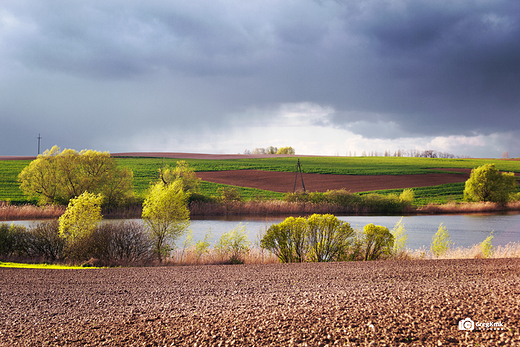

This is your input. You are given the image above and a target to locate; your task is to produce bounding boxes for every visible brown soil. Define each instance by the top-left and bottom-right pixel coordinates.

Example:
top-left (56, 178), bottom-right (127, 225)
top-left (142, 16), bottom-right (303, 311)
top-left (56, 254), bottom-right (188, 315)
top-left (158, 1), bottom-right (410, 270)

top-left (197, 170), bottom-right (470, 193)
top-left (1, 259), bottom-right (519, 346)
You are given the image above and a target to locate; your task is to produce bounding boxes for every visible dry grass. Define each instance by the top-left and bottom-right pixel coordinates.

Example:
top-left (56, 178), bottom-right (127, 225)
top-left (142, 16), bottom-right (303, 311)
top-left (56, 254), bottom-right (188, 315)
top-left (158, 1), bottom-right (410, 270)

top-left (0, 202), bottom-right (65, 221)
top-left (162, 242), bottom-right (520, 266)
top-left (403, 242), bottom-right (520, 260)
top-left (417, 200), bottom-right (520, 214)
top-left (166, 247), bottom-right (279, 266)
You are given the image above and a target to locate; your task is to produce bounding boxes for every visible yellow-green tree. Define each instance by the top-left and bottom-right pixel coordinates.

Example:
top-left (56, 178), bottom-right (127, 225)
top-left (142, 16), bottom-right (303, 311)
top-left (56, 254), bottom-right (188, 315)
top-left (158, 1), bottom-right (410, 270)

top-left (463, 164), bottom-right (517, 204)
top-left (276, 146), bottom-right (295, 155)
top-left (142, 180), bottom-right (190, 262)
top-left (59, 192), bottom-right (103, 244)
top-left (159, 160), bottom-right (200, 192)
top-left (18, 146), bottom-right (134, 206)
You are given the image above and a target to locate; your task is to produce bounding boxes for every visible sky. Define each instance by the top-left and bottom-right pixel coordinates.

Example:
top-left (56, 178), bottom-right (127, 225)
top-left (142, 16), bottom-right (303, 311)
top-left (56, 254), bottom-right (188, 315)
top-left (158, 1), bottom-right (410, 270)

top-left (1, 0), bottom-right (520, 158)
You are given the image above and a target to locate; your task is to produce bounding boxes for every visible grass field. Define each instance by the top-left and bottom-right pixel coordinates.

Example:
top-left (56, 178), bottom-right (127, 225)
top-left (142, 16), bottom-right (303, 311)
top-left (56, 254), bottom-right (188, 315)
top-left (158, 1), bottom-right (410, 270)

top-left (1, 156), bottom-right (519, 205)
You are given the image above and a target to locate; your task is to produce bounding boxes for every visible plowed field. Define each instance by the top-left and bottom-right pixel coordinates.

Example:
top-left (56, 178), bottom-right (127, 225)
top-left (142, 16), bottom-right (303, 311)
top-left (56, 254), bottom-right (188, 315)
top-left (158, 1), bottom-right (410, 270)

top-left (2, 259), bottom-right (519, 346)
top-left (197, 170), bottom-right (470, 193)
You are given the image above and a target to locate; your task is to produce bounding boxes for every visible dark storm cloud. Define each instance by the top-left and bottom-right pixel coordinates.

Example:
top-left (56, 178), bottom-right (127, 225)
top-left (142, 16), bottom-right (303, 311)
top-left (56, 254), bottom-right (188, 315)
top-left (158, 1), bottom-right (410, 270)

top-left (1, 0), bottom-right (520, 155)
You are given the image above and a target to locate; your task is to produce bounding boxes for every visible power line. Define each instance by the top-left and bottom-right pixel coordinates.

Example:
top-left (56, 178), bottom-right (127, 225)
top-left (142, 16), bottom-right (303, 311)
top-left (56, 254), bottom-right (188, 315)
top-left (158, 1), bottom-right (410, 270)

top-left (37, 134), bottom-right (42, 155)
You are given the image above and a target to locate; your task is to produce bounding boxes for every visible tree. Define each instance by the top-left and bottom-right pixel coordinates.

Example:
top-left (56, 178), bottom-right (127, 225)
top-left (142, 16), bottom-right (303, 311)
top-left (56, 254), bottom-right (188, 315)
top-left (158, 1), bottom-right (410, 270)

top-left (159, 160), bottom-right (200, 192)
top-left (463, 164), bottom-right (518, 204)
top-left (58, 192), bottom-right (103, 244)
top-left (18, 146), bottom-right (134, 206)
top-left (142, 180), bottom-right (190, 262)
top-left (276, 146), bottom-right (295, 155)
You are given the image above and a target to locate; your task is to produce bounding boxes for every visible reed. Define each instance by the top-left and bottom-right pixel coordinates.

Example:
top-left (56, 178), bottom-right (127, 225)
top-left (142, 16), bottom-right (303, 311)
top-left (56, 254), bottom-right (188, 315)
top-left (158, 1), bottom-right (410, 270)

top-left (0, 202), bottom-right (65, 221)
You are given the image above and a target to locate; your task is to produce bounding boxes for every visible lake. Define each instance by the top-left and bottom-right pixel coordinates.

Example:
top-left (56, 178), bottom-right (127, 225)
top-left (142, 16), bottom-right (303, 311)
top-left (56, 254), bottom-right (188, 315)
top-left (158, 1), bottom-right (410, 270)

top-left (6, 212), bottom-right (520, 250)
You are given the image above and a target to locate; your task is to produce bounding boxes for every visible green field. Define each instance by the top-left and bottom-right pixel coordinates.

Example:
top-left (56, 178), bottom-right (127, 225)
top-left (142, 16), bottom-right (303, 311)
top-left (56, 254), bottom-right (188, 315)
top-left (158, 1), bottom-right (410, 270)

top-left (1, 156), bottom-right (519, 205)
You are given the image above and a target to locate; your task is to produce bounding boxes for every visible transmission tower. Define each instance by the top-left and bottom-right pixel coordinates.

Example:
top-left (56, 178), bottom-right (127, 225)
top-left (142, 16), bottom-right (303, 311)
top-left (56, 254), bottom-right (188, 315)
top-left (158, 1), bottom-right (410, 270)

top-left (293, 159), bottom-right (306, 193)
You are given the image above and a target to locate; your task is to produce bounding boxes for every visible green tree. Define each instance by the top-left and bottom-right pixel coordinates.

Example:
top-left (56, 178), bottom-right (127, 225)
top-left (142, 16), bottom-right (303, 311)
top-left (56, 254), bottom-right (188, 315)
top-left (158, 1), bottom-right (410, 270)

top-left (58, 192), bottom-right (103, 244)
top-left (18, 146), bottom-right (134, 206)
top-left (362, 224), bottom-right (394, 261)
top-left (463, 164), bottom-right (518, 204)
top-left (142, 180), bottom-right (190, 262)
top-left (430, 223), bottom-right (452, 257)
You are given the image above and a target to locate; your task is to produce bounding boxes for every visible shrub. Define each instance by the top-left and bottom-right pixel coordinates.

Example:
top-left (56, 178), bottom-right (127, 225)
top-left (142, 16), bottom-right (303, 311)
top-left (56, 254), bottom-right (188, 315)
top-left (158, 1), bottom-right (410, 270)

top-left (399, 188), bottom-right (415, 205)
top-left (28, 220), bottom-right (65, 261)
top-left (306, 214), bottom-right (355, 262)
top-left (217, 187), bottom-right (243, 203)
top-left (390, 217), bottom-right (408, 256)
top-left (362, 224), bottom-right (394, 260)
top-left (431, 223), bottom-right (452, 257)
top-left (324, 189), bottom-right (362, 206)
top-left (194, 230), bottom-right (212, 263)
top-left (480, 231), bottom-right (495, 258)
top-left (215, 224), bottom-right (251, 264)
top-left (261, 216), bottom-right (307, 263)
top-left (261, 214), bottom-right (355, 263)
top-left (0, 223), bottom-right (29, 257)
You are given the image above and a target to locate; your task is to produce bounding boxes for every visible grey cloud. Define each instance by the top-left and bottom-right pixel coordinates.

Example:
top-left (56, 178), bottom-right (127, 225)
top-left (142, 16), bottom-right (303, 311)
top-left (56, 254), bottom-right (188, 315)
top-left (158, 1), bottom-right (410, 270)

top-left (1, 0), bottom-right (520, 156)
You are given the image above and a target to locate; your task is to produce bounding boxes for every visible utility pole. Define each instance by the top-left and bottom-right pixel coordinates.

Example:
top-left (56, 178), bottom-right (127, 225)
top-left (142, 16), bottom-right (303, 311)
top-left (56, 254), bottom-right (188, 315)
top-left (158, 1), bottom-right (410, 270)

top-left (37, 134), bottom-right (42, 155)
top-left (293, 159), bottom-right (306, 193)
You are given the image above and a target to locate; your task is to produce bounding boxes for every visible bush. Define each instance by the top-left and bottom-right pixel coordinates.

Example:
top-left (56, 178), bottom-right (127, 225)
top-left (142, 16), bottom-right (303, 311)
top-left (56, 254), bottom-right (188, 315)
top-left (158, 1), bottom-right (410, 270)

top-left (28, 220), bottom-right (65, 261)
top-left (390, 217), bottom-right (408, 256)
top-left (90, 221), bottom-right (152, 263)
top-left (0, 223), bottom-right (29, 257)
top-left (306, 214), bottom-right (355, 262)
top-left (215, 224), bottom-right (251, 264)
top-left (480, 231), bottom-right (495, 258)
top-left (261, 214), bottom-right (355, 263)
top-left (431, 223), bottom-right (452, 257)
top-left (362, 224), bottom-right (394, 261)
top-left (217, 187), bottom-right (243, 203)
top-left (261, 217), bottom-right (307, 263)
top-left (324, 189), bottom-right (362, 206)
